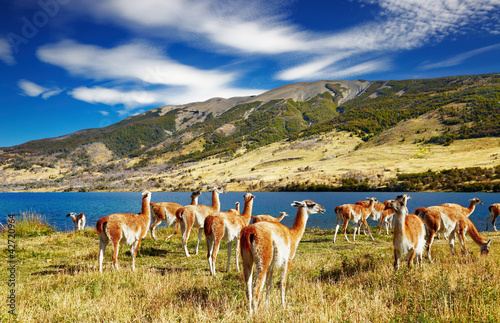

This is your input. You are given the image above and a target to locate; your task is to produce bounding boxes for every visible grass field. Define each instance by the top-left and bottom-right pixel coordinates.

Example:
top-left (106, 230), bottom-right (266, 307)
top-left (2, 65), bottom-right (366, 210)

top-left (2, 216), bottom-right (500, 323)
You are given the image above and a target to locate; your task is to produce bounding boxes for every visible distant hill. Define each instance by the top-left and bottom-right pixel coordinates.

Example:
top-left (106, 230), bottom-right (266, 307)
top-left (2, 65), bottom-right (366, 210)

top-left (1, 73), bottom-right (499, 192)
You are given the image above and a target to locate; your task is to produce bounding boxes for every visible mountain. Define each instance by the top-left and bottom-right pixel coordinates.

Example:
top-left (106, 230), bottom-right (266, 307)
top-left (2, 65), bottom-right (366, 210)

top-left (1, 73), bottom-right (499, 192)
top-left (1, 80), bottom-right (369, 155)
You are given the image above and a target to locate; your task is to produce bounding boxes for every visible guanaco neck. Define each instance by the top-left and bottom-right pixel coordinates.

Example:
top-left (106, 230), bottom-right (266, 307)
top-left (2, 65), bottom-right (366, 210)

top-left (277, 213), bottom-right (286, 221)
top-left (240, 198), bottom-right (254, 225)
top-left (466, 218), bottom-right (488, 245)
top-left (393, 208), bottom-right (406, 236)
top-left (211, 190), bottom-right (221, 211)
top-left (141, 194), bottom-right (151, 218)
top-left (191, 196), bottom-right (199, 205)
top-left (290, 207), bottom-right (308, 243)
top-left (367, 199), bottom-right (375, 210)
top-left (466, 201), bottom-right (477, 216)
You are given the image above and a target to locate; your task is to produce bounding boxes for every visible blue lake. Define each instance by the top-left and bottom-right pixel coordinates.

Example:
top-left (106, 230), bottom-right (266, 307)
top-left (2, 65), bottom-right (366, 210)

top-left (1, 191), bottom-right (499, 232)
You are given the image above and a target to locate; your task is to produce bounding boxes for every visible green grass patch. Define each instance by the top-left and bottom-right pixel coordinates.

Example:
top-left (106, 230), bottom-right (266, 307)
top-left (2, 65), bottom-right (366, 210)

top-left (14, 210), bottom-right (56, 237)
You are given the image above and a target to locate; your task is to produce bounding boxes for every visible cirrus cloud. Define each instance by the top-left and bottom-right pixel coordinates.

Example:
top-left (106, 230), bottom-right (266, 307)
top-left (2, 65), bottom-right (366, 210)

top-left (0, 38), bottom-right (15, 65)
top-left (17, 79), bottom-right (63, 99)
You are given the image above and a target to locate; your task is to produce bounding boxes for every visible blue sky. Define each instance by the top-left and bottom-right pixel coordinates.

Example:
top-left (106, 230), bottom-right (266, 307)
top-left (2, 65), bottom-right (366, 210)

top-left (1, 0), bottom-right (499, 148)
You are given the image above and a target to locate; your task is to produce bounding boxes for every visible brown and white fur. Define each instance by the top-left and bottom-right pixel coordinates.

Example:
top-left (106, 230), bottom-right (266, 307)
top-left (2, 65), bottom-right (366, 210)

top-left (486, 203), bottom-right (500, 232)
top-left (178, 186), bottom-right (226, 257)
top-left (413, 207), bottom-right (427, 218)
top-left (251, 212), bottom-right (288, 224)
top-left (422, 199), bottom-right (490, 261)
top-left (387, 194), bottom-right (426, 270)
top-left (333, 197), bottom-right (379, 243)
top-left (204, 193), bottom-right (255, 276)
top-left (149, 191), bottom-right (201, 240)
top-left (439, 197), bottom-right (483, 217)
top-left (356, 200), bottom-right (394, 235)
top-left (66, 212), bottom-right (86, 230)
top-left (96, 191), bottom-right (152, 272)
top-left (240, 200), bottom-right (325, 315)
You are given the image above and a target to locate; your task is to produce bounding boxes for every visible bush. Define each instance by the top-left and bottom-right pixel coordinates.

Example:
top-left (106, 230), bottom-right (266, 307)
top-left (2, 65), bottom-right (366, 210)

top-left (14, 210), bottom-right (56, 237)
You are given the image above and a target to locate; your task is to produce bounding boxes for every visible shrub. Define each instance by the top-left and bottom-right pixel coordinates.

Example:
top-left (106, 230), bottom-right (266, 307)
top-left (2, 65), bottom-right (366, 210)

top-left (14, 210), bottom-right (56, 237)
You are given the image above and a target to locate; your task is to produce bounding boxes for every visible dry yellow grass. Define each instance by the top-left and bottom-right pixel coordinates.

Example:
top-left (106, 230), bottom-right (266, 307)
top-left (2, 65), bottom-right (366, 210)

top-left (2, 225), bottom-right (500, 322)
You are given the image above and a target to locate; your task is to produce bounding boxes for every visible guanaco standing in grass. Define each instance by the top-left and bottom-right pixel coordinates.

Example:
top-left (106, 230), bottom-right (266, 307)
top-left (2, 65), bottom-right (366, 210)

top-left (422, 198), bottom-right (490, 261)
top-left (177, 186), bottom-right (225, 257)
top-left (240, 199), bottom-right (325, 315)
top-left (333, 197), bottom-right (379, 243)
top-left (96, 191), bottom-right (151, 272)
top-left (149, 190), bottom-right (201, 240)
top-left (66, 212), bottom-right (86, 231)
top-left (386, 194), bottom-right (426, 270)
top-left (204, 193), bottom-right (255, 276)
top-left (486, 203), bottom-right (500, 232)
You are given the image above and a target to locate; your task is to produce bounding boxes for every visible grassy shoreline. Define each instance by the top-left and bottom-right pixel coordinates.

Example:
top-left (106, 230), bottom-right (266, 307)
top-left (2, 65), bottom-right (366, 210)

top-left (2, 224), bottom-right (500, 322)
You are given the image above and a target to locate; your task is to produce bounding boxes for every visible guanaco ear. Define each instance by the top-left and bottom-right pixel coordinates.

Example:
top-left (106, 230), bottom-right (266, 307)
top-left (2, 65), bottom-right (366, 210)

top-left (292, 201), bottom-right (306, 208)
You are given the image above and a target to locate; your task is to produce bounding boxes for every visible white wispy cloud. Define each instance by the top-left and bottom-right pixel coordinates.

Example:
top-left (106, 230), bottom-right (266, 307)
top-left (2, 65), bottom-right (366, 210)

top-left (18, 80), bottom-right (48, 97)
top-left (37, 40), bottom-right (235, 88)
top-left (33, 0), bottom-right (500, 110)
top-left (38, 40), bottom-right (266, 109)
top-left (17, 79), bottom-right (63, 98)
top-left (78, 0), bottom-right (500, 60)
top-left (419, 43), bottom-right (500, 70)
top-left (81, 0), bottom-right (310, 55)
top-left (86, 0), bottom-right (499, 55)
top-left (70, 87), bottom-right (158, 106)
top-left (0, 38), bottom-right (15, 65)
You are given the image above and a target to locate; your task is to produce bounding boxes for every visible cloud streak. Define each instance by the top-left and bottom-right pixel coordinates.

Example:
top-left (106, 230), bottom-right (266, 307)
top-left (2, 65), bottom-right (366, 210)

top-left (17, 79), bottom-right (62, 98)
top-left (38, 40), bottom-right (265, 110)
top-left (419, 43), bottom-right (500, 70)
top-left (0, 38), bottom-right (15, 65)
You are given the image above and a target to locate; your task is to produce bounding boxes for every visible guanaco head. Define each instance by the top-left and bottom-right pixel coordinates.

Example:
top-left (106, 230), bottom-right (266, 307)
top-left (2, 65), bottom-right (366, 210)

top-left (389, 195), bottom-right (411, 214)
top-left (244, 193), bottom-right (255, 202)
top-left (280, 212), bottom-right (289, 217)
top-left (210, 186), bottom-right (227, 194)
top-left (395, 194), bottom-right (411, 205)
top-left (291, 200), bottom-right (326, 215)
top-left (366, 197), bottom-right (380, 204)
top-left (191, 190), bottom-right (202, 199)
top-left (469, 197), bottom-right (483, 205)
top-left (389, 200), bottom-right (405, 214)
top-left (481, 238), bottom-right (492, 255)
top-left (142, 191), bottom-right (152, 198)
top-left (66, 212), bottom-right (76, 218)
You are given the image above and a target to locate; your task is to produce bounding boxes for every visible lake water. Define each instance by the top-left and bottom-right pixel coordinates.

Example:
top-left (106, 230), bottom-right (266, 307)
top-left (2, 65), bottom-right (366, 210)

top-left (1, 191), bottom-right (499, 232)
